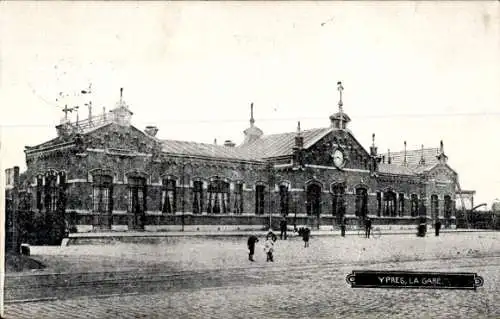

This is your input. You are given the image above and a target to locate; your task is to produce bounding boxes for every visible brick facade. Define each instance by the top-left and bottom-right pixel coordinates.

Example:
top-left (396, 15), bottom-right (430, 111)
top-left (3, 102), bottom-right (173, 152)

top-left (19, 98), bottom-right (464, 235)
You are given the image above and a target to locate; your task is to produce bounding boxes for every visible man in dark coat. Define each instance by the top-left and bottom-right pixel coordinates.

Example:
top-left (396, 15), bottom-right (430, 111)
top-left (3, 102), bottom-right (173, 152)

top-left (302, 227), bottom-right (310, 247)
top-left (247, 235), bottom-right (259, 261)
top-left (365, 217), bottom-right (372, 238)
top-left (435, 220), bottom-right (442, 237)
top-left (340, 216), bottom-right (346, 237)
top-left (280, 217), bottom-right (288, 240)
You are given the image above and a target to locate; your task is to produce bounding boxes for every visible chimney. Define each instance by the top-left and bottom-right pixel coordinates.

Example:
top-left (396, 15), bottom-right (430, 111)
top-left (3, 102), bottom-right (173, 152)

top-left (224, 140), bottom-right (236, 147)
top-left (56, 122), bottom-right (73, 138)
top-left (370, 133), bottom-right (378, 156)
top-left (144, 126), bottom-right (159, 137)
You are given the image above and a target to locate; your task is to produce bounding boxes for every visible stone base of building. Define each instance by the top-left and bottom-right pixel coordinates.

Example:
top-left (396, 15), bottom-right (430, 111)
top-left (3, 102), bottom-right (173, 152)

top-left (70, 214), bottom-right (455, 233)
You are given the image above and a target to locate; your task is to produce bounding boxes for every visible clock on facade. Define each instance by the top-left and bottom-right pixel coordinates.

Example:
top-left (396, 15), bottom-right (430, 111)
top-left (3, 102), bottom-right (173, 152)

top-left (332, 148), bottom-right (345, 168)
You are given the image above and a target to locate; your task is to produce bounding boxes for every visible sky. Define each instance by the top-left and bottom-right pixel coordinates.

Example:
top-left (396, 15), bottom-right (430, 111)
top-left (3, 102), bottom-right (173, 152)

top-left (1, 1), bottom-right (499, 208)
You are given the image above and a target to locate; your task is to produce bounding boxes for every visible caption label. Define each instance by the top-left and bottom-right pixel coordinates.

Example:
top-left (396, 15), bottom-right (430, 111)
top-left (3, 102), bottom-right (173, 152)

top-left (346, 270), bottom-right (484, 290)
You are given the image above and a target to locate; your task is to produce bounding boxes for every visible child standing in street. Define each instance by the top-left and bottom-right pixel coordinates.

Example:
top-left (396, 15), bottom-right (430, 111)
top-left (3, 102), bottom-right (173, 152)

top-left (264, 237), bottom-right (274, 262)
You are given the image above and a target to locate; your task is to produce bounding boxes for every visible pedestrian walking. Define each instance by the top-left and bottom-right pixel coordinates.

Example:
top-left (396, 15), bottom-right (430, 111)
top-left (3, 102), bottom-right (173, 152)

top-left (364, 217), bottom-right (372, 238)
top-left (280, 217), bottom-right (288, 240)
top-left (264, 237), bottom-right (274, 262)
top-left (340, 216), bottom-right (346, 237)
top-left (247, 235), bottom-right (259, 262)
top-left (435, 220), bottom-right (442, 237)
top-left (302, 227), bottom-right (310, 247)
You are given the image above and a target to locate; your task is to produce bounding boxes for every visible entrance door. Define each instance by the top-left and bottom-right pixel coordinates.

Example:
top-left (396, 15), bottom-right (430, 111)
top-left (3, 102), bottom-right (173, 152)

top-left (129, 177), bottom-right (146, 230)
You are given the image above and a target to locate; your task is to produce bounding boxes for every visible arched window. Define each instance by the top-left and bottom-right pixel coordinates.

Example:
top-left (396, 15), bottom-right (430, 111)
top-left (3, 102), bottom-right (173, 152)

top-left (431, 194), bottom-right (439, 219)
top-left (306, 183), bottom-right (322, 217)
top-left (279, 184), bottom-right (290, 216)
top-left (233, 182), bottom-right (244, 215)
top-left (384, 191), bottom-right (397, 216)
top-left (332, 184), bottom-right (345, 221)
top-left (355, 187), bottom-right (368, 218)
top-left (207, 178), bottom-right (230, 214)
top-left (255, 184), bottom-right (265, 215)
top-left (128, 177), bottom-right (146, 210)
top-left (444, 195), bottom-right (453, 218)
top-left (192, 180), bottom-right (203, 214)
top-left (410, 194), bottom-right (419, 217)
top-left (93, 174), bottom-right (113, 213)
top-left (44, 171), bottom-right (58, 212)
top-left (161, 178), bottom-right (177, 214)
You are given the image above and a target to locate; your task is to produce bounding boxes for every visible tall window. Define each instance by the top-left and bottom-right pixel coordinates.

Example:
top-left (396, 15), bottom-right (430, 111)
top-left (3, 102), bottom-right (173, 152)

top-left (398, 193), bottom-right (405, 216)
top-left (207, 179), bottom-right (230, 214)
top-left (411, 194), bottom-right (419, 217)
top-left (44, 173), bottom-right (58, 212)
top-left (376, 191), bottom-right (382, 217)
top-left (384, 191), bottom-right (397, 216)
top-left (332, 184), bottom-right (345, 220)
top-left (128, 177), bottom-right (146, 214)
top-left (355, 187), bottom-right (368, 218)
top-left (306, 184), bottom-right (322, 217)
top-left (279, 184), bottom-right (289, 216)
top-left (161, 178), bottom-right (176, 214)
top-left (93, 175), bottom-right (113, 213)
top-left (255, 185), bottom-right (265, 215)
top-left (444, 195), bottom-right (453, 218)
top-left (431, 194), bottom-right (439, 219)
top-left (193, 180), bottom-right (203, 214)
top-left (36, 176), bottom-right (43, 210)
top-left (233, 182), bottom-right (244, 214)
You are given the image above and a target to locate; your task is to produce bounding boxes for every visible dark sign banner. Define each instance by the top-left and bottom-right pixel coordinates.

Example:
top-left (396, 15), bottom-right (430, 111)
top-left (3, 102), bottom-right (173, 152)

top-left (346, 270), bottom-right (484, 290)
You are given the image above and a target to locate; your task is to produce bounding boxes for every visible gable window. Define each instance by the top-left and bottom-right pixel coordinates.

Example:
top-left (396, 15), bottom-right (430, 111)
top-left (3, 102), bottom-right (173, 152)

top-left (411, 194), bottom-right (419, 217)
top-left (384, 191), bottom-right (397, 217)
top-left (279, 184), bottom-right (290, 216)
top-left (398, 193), bottom-right (405, 216)
top-left (255, 185), bottom-right (265, 215)
top-left (161, 178), bottom-right (177, 214)
top-left (233, 182), bottom-right (244, 215)
top-left (93, 174), bottom-right (113, 213)
top-left (355, 187), bottom-right (368, 218)
top-left (207, 178), bottom-right (230, 214)
top-left (332, 184), bottom-right (345, 221)
top-left (193, 180), bottom-right (203, 214)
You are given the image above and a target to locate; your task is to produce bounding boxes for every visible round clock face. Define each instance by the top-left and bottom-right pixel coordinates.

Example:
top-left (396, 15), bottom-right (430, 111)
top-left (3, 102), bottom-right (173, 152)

top-left (332, 149), bottom-right (345, 168)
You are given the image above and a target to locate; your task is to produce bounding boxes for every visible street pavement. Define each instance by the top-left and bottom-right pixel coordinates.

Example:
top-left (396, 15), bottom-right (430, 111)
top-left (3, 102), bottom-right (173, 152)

top-left (4, 232), bottom-right (500, 318)
top-left (5, 257), bottom-right (499, 319)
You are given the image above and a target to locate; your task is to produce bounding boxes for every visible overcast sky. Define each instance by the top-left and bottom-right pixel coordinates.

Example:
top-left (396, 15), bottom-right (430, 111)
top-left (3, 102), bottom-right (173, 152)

top-left (1, 1), bottom-right (499, 207)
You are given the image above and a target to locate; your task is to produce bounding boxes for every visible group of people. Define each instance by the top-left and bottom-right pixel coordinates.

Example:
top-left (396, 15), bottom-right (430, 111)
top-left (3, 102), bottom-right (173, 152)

top-left (247, 218), bottom-right (312, 263)
top-left (247, 231), bottom-right (279, 262)
top-left (248, 216), bottom-right (445, 262)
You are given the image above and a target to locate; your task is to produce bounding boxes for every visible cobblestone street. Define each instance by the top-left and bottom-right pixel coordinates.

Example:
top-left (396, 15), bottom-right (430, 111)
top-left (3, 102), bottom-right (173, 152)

top-left (5, 232), bottom-right (500, 318)
top-left (5, 256), bottom-right (499, 319)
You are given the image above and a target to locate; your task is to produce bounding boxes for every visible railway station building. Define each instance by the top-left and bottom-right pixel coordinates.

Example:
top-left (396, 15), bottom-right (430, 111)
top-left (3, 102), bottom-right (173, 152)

top-left (20, 85), bottom-right (469, 234)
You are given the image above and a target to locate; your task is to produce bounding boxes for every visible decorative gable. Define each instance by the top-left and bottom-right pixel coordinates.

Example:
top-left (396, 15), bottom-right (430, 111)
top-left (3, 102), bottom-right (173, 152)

top-left (84, 123), bottom-right (157, 155)
top-left (304, 130), bottom-right (371, 170)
